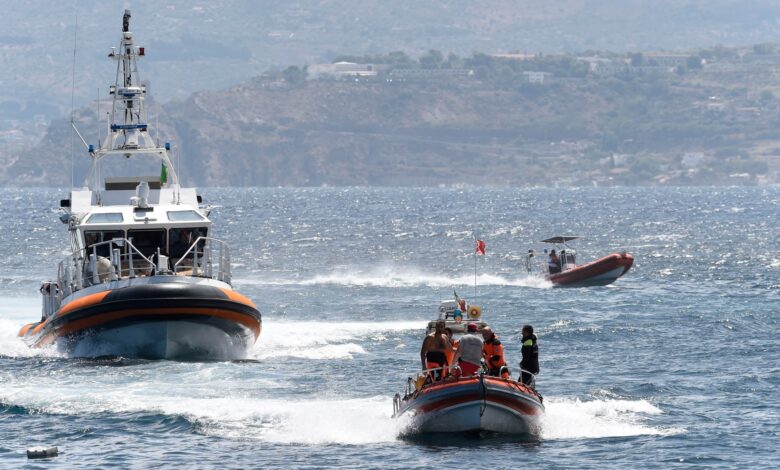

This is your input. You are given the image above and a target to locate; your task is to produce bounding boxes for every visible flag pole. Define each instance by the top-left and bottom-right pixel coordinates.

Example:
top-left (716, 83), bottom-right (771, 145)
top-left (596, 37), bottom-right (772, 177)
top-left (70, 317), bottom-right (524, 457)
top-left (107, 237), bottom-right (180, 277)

top-left (474, 235), bottom-right (477, 300)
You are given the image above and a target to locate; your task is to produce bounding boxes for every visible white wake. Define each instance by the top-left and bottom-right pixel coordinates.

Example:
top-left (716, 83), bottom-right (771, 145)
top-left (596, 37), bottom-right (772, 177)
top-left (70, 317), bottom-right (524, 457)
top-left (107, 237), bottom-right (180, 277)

top-left (236, 265), bottom-right (551, 289)
top-left (249, 320), bottom-right (426, 360)
top-left (541, 397), bottom-right (684, 439)
top-left (0, 297), bottom-right (56, 358)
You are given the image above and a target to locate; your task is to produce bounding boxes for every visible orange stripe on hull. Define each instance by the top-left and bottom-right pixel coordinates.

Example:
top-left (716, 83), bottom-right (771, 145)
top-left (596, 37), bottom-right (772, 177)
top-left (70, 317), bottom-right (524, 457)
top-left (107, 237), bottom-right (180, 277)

top-left (34, 307), bottom-right (261, 348)
top-left (31, 291), bottom-right (112, 336)
top-left (18, 322), bottom-right (37, 337)
top-left (219, 289), bottom-right (257, 308)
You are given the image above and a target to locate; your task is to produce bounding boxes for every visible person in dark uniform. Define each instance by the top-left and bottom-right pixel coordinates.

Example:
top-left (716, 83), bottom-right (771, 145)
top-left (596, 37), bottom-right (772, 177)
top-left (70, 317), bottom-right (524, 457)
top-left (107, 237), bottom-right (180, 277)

top-left (548, 250), bottom-right (561, 274)
top-left (519, 324), bottom-right (539, 387)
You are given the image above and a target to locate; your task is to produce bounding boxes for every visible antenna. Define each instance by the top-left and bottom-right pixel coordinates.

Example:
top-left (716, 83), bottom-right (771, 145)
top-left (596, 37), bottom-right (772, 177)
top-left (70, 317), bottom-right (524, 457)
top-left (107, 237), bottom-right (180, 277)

top-left (96, 86), bottom-right (100, 164)
top-left (474, 235), bottom-right (478, 300)
top-left (69, 0), bottom-right (79, 189)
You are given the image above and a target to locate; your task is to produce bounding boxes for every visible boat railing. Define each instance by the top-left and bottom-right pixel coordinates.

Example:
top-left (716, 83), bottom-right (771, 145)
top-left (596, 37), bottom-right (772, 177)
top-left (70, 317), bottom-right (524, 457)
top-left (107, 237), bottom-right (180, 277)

top-left (394, 365), bottom-right (539, 412)
top-left (172, 236), bottom-right (231, 284)
top-left (57, 238), bottom-right (155, 298)
top-left (526, 249), bottom-right (580, 275)
top-left (517, 367), bottom-right (538, 389)
top-left (55, 236), bottom-right (232, 300)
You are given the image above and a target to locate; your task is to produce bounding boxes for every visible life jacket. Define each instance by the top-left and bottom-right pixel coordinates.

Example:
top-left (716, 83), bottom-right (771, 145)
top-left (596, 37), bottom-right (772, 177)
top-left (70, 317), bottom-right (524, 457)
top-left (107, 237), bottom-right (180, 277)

top-left (483, 335), bottom-right (506, 369)
top-left (548, 254), bottom-right (560, 268)
top-left (520, 334), bottom-right (539, 374)
top-left (445, 339), bottom-right (458, 366)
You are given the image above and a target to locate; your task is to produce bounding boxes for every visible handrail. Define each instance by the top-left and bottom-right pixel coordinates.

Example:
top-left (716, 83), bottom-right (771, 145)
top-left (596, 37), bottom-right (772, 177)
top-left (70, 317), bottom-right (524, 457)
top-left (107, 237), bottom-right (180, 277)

top-left (53, 235), bottom-right (232, 304)
top-left (399, 365), bottom-right (539, 400)
top-left (56, 237), bottom-right (155, 298)
top-left (172, 236), bottom-right (231, 284)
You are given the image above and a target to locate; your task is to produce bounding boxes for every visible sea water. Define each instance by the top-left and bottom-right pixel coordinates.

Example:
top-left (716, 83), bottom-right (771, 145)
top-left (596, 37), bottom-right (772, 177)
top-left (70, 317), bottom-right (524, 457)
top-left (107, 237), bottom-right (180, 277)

top-left (0, 187), bottom-right (777, 468)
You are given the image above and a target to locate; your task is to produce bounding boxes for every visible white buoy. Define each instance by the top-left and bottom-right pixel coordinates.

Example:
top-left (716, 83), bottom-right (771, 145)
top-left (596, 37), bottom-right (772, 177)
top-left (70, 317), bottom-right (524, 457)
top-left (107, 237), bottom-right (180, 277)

top-left (27, 446), bottom-right (58, 459)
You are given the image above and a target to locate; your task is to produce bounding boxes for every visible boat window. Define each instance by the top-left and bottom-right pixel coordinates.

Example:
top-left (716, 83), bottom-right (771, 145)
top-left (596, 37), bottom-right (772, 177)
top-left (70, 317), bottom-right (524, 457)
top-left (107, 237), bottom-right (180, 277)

top-left (128, 229), bottom-right (166, 257)
top-left (85, 212), bottom-right (124, 224)
top-left (84, 230), bottom-right (124, 257)
top-left (169, 227), bottom-right (208, 259)
top-left (167, 210), bottom-right (205, 222)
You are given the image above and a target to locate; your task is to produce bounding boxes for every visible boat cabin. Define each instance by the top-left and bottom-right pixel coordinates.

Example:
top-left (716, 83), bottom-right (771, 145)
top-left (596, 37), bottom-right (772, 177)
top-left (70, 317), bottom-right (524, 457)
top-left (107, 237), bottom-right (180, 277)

top-left (52, 175), bottom-right (229, 300)
top-left (66, 177), bottom-right (208, 263)
top-left (541, 236), bottom-right (579, 271)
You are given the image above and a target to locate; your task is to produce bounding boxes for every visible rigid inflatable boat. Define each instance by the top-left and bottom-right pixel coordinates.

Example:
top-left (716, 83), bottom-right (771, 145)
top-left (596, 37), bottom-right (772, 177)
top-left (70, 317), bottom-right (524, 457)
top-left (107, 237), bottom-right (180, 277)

top-left (548, 252), bottom-right (633, 287)
top-left (393, 300), bottom-right (544, 436)
top-left (526, 236), bottom-right (633, 287)
top-left (18, 10), bottom-right (261, 359)
top-left (394, 373), bottom-right (544, 435)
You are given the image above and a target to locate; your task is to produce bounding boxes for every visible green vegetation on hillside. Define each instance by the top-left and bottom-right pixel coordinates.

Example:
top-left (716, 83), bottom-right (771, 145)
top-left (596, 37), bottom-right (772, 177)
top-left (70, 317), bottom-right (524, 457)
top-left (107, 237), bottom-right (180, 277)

top-left (5, 44), bottom-right (780, 187)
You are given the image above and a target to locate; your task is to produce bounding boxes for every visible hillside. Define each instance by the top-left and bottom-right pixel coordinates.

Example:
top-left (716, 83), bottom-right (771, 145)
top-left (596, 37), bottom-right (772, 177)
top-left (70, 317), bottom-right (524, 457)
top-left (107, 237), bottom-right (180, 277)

top-left (4, 47), bottom-right (780, 187)
top-left (4, 0), bottom-right (780, 122)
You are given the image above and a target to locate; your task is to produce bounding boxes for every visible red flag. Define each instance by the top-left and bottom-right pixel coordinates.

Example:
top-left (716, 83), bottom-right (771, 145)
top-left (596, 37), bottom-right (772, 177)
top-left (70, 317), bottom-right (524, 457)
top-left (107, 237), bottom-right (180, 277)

top-left (475, 239), bottom-right (486, 255)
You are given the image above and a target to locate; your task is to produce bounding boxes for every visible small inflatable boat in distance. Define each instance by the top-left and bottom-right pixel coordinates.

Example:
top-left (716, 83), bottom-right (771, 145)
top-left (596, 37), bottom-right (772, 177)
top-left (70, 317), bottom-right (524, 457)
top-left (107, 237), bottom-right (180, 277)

top-left (17, 10), bottom-right (261, 360)
top-left (526, 236), bottom-right (633, 287)
top-left (393, 299), bottom-right (544, 436)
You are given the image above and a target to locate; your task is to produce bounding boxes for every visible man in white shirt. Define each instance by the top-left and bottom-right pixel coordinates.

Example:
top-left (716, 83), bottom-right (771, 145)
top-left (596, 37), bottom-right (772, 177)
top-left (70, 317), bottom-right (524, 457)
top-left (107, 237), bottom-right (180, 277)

top-left (454, 322), bottom-right (484, 376)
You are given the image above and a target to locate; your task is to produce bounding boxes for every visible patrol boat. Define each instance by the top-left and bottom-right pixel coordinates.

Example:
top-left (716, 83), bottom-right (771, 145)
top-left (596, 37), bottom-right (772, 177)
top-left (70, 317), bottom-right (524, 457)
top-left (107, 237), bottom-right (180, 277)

top-left (17, 10), bottom-right (261, 359)
top-left (393, 300), bottom-right (544, 436)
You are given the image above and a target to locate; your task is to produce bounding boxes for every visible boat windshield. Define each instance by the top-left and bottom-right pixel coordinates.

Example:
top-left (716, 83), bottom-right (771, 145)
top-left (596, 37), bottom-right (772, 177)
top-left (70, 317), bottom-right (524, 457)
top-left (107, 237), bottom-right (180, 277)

top-left (84, 230), bottom-right (124, 257)
top-left (561, 251), bottom-right (577, 267)
top-left (169, 227), bottom-right (208, 259)
top-left (128, 229), bottom-right (166, 257)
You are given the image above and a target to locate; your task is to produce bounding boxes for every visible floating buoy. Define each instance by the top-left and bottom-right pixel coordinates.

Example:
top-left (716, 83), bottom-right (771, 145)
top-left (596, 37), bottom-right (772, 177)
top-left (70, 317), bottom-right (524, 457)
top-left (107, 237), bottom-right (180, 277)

top-left (468, 305), bottom-right (482, 319)
top-left (27, 446), bottom-right (58, 459)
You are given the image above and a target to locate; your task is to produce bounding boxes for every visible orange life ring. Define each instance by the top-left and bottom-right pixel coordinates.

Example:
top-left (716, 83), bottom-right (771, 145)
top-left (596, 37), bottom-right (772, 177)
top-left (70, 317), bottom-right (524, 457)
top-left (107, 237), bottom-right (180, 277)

top-left (468, 305), bottom-right (481, 319)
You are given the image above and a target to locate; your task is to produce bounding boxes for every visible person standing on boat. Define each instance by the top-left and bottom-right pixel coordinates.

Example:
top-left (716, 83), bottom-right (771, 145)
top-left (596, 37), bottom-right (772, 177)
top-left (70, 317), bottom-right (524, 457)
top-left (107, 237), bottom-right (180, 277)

top-left (421, 320), bottom-right (453, 380)
top-left (519, 325), bottom-right (539, 387)
top-left (481, 327), bottom-right (508, 378)
top-left (444, 327), bottom-right (458, 366)
top-left (548, 250), bottom-right (561, 274)
top-left (453, 323), bottom-right (484, 376)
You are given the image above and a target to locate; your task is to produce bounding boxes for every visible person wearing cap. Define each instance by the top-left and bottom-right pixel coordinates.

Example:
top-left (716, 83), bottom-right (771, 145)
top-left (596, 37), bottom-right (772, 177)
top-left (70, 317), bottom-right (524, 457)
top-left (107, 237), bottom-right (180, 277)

top-left (519, 324), bottom-right (539, 387)
top-left (453, 322), bottom-right (484, 376)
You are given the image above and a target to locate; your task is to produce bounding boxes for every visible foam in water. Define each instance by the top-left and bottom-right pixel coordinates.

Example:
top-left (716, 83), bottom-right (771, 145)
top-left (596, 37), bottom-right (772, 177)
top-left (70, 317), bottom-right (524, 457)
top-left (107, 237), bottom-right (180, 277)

top-left (198, 396), bottom-right (407, 444)
top-left (0, 379), bottom-right (678, 444)
top-left (250, 320), bottom-right (426, 360)
top-left (237, 265), bottom-right (552, 289)
top-left (0, 297), bottom-right (57, 358)
top-left (541, 397), bottom-right (684, 440)
top-left (0, 374), bottom-right (406, 445)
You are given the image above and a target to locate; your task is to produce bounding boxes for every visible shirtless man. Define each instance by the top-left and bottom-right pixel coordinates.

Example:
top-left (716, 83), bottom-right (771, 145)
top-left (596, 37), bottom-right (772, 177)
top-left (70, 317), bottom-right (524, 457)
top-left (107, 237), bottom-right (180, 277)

top-left (420, 320), bottom-right (453, 378)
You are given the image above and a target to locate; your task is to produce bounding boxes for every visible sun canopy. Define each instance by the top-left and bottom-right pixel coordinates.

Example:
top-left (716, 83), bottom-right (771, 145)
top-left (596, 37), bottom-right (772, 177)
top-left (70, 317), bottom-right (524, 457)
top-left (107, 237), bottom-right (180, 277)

top-left (541, 236), bottom-right (581, 244)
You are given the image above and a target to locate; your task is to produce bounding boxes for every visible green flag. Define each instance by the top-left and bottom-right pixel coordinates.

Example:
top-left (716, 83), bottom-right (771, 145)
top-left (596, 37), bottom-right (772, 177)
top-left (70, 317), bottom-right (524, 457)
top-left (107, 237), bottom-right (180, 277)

top-left (160, 162), bottom-right (167, 186)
